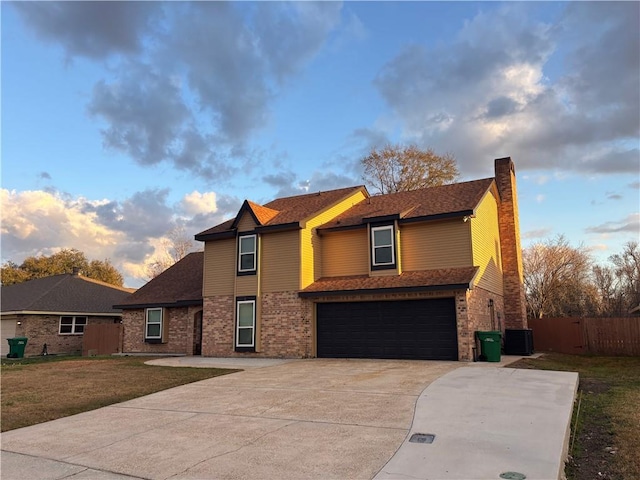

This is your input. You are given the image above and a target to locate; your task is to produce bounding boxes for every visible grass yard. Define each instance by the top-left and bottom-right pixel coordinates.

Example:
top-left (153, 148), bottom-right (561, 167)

top-left (509, 353), bottom-right (640, 480)
top-left (1, 355), bottom-right (238, 432)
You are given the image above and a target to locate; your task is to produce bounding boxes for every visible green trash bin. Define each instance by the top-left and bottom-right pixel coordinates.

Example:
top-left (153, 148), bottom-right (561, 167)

top-left (7, 337), bottom-right (28, 358)
top-left (476, 331), bottom-right (502, 362)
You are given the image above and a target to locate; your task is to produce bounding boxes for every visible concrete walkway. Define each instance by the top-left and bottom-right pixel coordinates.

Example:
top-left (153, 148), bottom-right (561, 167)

top-left (0, 357), bottom-right (578, 480)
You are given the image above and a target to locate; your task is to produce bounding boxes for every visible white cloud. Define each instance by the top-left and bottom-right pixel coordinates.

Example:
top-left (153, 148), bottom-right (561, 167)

top-left (1, 188), bottom-right (228, 287)
top-left (179, 191), bottom-right (217, 216)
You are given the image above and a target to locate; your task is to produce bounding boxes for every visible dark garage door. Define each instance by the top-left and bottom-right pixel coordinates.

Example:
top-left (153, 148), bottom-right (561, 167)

top-left (317, 298), bottom-right (458, 360)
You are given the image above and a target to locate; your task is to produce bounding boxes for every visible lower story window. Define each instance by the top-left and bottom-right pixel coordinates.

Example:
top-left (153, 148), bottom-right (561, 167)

top-left (59, 316), bottom-right (87, 335)
top-left (145, 308), bottom-right (163, 341)
top-left (236, 299), bottom-right (256, 349)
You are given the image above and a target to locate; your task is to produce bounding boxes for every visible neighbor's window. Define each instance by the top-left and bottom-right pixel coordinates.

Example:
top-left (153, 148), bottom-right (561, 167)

top-left (238, 234), bottom-right (257, 274)
top-left (371, 225), bottom-right (395, 267)
top-left (145, 308), bottom-right (163, 340)
top-left (59, 316), bottom-right (87, 335)
top-left (236, 299), bottom-right (256, 349)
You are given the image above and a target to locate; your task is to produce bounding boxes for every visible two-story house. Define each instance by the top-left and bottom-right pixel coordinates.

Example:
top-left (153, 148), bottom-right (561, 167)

top-left (118, 157), bottom-right (527, 361)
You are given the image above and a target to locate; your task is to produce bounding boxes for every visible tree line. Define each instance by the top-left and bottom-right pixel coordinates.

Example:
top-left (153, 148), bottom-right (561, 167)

top-left (524, 237), bottom-right (639, 318)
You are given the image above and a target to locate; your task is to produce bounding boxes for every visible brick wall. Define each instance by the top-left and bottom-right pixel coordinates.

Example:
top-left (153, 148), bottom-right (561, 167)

top-left (14, 314), bottom-right (120, 357)
top-left (261, 292), bottom-right (313, 357)
top-left (202, 295), bottom-right (234, 356)
top-left (495, 157), bottom-right (528, 329)
top-left (464, 287), bottom-right (505, 360)
top-left (122, 306), bottom-right (201, 355)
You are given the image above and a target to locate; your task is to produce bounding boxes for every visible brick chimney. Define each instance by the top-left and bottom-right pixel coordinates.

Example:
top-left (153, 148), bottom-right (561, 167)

top-left (495, 157), bottom-right (528, 329)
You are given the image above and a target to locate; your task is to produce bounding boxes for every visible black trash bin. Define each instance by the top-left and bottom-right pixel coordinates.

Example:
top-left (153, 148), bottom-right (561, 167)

top-left (7, 337), bottom-right (28, 358)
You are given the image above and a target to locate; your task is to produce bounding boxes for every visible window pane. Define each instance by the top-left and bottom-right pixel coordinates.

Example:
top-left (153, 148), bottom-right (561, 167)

top-left (147, 323), bottom-right (161, 337)
top-left (147, 309), bottom-right (161, 324)
top-left (240, 236), bottom-right (255, 253)
top-left (238, 328), bottom-right (253, 345)
top-left (74, 324), bottom-right (85, 334)
top-left (373, 228), bottom-right (392, 246)
top-left (60, 325), bottom-right (72, 334)
top-left (240, 253), bottom-right (255, 271)
top-left (60, 317), bottom-right (73, 325)
top-left (75, 317), bottom-right (87, 325)
top-left (238, 303), bottom-right (254, 327)
top-left (375, 246), bottom-right (393, 264)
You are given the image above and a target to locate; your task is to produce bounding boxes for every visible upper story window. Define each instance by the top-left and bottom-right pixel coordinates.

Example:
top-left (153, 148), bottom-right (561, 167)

top-left (371, 225), bottom-right (395, 269)
top-left (238, 234), bottom-right (257, 274)
top-left (59, 316), bottom-right (87, 335)
top-left (145, 308), bottom-right (163, 341)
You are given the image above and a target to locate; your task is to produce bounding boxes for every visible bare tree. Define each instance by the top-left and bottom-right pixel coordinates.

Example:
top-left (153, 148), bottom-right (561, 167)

top-left (145, 226), bottom-right (199, 280)
top-left (361, 144), bottom-right (459, 194)
top-left (523, 235), bottom-right (595, 318)
top-left (609, 241), bottom-right (640, 314)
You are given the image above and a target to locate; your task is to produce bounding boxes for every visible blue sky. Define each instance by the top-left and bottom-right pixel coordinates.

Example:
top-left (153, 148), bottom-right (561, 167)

top-left (2, 1), bottom-right (638, 288)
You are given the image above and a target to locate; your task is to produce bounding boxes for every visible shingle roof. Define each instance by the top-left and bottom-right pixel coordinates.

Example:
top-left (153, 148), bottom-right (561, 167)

top-left (114, 252), bottom-right (203, 308)
top-left (318, 178), bottom-right (495, 230)
top-left (196, 186), bottom-right (366, 239)
top-left (299, 267), bottom-right (479, 297)
top-left (1, 274), bottom-right (134, 314)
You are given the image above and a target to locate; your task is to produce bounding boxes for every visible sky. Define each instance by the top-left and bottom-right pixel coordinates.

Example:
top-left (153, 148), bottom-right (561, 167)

top-left (2, 1), bottom-right (639, 288)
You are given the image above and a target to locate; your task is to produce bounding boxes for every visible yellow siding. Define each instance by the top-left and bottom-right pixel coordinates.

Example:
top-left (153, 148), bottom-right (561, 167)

top-left (400, 220), bottom-right (472, 271)
top-left (321, 229), bottom-right (369, 277)
top-left (236, 274), bottom-right (258, 296)
top-left (262, 230), bottom-right (300, 292)
top-left (300, 190), bottom-right (367, 288)
top-left (236, 213), bottom-right (257, 232)
top-left (203, 239), bottom-right (235, 296)
top-left (471, 190), bottom-right (503, 294)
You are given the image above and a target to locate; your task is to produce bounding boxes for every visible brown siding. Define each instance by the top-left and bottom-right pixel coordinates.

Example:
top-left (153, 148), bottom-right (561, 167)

top-left (236, 274), bottom-right (258, 296)
top-left (470, 189), bottom-right (504, 294)
top-left (321, 229), bottom-right (369, 277)
top-left (262, 230), bottom-right (300, 293)
top-left (400, 220), bottom-right (472, 271)
top-left (203, 238), bottom-right (235, 296)
top-left (236, 213), bottom-right (257, 232)
top-left (301, 190), bottom-right (367, 288)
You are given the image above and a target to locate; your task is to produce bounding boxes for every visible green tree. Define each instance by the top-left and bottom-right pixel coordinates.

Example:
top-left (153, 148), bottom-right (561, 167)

top-left (1, 249), bottom-right (124, 287)
top-left (361, 144), bottom-right (460, 194)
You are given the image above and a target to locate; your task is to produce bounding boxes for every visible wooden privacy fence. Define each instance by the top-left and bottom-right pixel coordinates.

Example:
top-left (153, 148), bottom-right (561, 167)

top-left (82, 323), bottom-right (122, 356)
top-left (528, 317), bottom-right (640, 356)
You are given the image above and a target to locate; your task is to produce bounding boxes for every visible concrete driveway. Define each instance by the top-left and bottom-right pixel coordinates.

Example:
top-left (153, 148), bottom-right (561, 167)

top-left (1, 359), bottom-right (460, 480)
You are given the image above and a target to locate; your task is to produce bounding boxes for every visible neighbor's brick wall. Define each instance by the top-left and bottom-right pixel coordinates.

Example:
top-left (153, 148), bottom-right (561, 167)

top-left (14, 314), bottom-right (119, 357)
top-left (122, 306), bottom-right (201, 355)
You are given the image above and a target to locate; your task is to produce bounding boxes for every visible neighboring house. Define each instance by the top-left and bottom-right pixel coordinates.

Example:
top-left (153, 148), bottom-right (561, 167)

top-left (114, 252), bottom-right (204, 355)
top-left (1, 272), bottom-right (134, 357)
top-left (121, 157), bottom-right (527, 361)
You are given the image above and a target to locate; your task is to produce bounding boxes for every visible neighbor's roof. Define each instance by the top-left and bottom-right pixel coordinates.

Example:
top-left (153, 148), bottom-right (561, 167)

top-left (195, 186), bottom-right (367, 240)
top-left (299, 267), bottom-right (480, 297)
top-left (114, 252), bottom-right (203, 309)
top-left (318, 178), bottom-right (495, 231)
top-left (1, 274), bottom-right (135, 315)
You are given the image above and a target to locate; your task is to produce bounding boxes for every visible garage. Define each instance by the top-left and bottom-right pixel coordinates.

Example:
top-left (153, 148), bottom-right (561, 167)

top-left (316, 298), bottom-right (458, 360)
top-left (1, 318), bottom-right (17, 357)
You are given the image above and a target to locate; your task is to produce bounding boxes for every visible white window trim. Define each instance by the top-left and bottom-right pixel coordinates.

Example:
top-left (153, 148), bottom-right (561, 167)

top-left (58, 316), bottom-right (87, 335)
top-left (236, 300), bottom-right (256, 348)
top-left (371, 225), bottom-right (395, 266)
top-left (145, 307), bottom-right (163, 340)
top-left (238, 234), bottom-right (257, 273)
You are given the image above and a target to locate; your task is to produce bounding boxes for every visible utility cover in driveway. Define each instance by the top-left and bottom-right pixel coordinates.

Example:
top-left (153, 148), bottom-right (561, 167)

top-left (317, 298), bottom-right (458, 360)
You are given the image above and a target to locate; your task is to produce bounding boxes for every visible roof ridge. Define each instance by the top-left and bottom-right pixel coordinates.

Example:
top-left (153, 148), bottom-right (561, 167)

top-left (264, 185), bottom-right (364, 204)
top-left (74, 274), bottom-right (136, 293)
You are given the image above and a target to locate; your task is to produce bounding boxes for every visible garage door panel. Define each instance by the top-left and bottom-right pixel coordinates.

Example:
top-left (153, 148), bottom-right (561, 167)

top-left (317, 298), bottom-right (458, 361)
